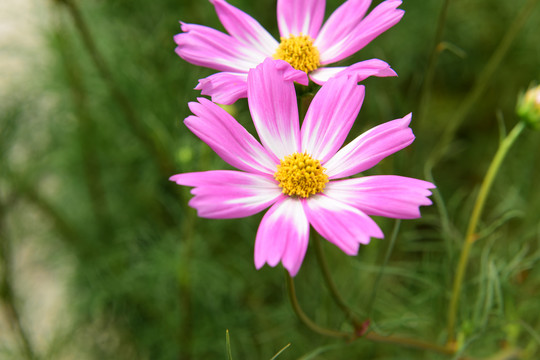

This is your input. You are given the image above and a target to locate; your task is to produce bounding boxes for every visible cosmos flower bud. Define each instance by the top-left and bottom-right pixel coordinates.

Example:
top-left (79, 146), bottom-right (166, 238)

top-left (517, 84), bottom-right (540, 129)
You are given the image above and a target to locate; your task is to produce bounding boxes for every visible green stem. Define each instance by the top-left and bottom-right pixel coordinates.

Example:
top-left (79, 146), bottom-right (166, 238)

top-left (285, 272), bottom-right (351, 339)
top-left (56, 27), bottom-right (110, 237)
top-left (366, 220), bottom-right (401, 315)
top-left (417, 0), bottom-right (451, 127)
top-left (55, 0), bottom-right (174, 176)
top-left (5, 170), bottom-right (78, 247)
top-left (364, 332), bottom-right (456, 355)
top-left (0, 200), bottom-right (38, 360)
top-left (430, 0), bottom-right (538, 163)
top-left (446, 121), bottom-right (526, 344)
top-left (178, 208), bottom-right (196, 360)
top-left (312, 233), bottom-right (361, 329)
top-left (285, 272), bottom-right (456, 355)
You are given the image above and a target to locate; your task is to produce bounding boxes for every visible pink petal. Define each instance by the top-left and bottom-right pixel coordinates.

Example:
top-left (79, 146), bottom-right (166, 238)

top-left (247, 59), bottom-right (308, 160)
top-left (313, 0), bottom-right (371, 59)
top-left (195, 72), bottom-right (248, 105)
top-left (315, 0), bottom-right (404, 64)
top-left (185, 98), bottom-right (278, 175)
top-left (255, 197), bottom-right (310, 276)
top-left (170, 171), bottom-right (281, 219)
top-left (304, 195), bottom-right (383, 255)
top-left (277, 0), bottom-right (326, 38)
top-left (324, 113), bottom-right (414, 179)
top-left (309, 59), bottom-right (398, 85)
top-left (175, 23), bottom-right (264, 72)
top-left (210, 0), bottom-right (278, 55)
top-left (325, 176), bottom-right (435, 219)
top-left (300, 76), bottom-right (365, 163)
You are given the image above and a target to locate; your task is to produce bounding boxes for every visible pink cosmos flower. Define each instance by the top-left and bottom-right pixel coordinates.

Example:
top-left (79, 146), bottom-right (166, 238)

top-left (175, 0), bottom-right (404, 104)
top-left (170, 59), bottom-right (434, 276)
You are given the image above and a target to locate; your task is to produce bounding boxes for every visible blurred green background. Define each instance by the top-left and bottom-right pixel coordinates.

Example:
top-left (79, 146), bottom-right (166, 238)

top-left (1, 0), bottom-right (539, 359)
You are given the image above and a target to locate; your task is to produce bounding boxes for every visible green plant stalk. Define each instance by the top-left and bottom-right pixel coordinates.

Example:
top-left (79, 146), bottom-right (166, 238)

top-left (4, 170), bottom-right (78, 247)
top-left (364, 332), bottom-right (455, 355)
top-left (417, 0), bottom-right (451, 127)
top-left (55, 0), bottom-right (174, 177)
top-left (176, 143), bottom-right (210, 360)
top-left (56, 27), bottom-right (111, 237)
top-left (312, 233), bottom-right (361, 329)
top-left (56, 0), bottom-right (183, 228)
top-left (430, 0), bottom-right (538, 164)
top-left (178, 207), bottom-right (196, 360)
top-left (285, 272), bottom-right (351, 339)
top-left (269, 343), bottom-right (291, 360)
top-left (366, 219), bottom-right (401, 315)
top-left (225, 330), bottom-right (233, 360)
top-left (446, 120), bottom-right (526, 345)
top-left (285, 272), bottom-right (456, 354)
top-left (0, 201), bottom-right (38, 360)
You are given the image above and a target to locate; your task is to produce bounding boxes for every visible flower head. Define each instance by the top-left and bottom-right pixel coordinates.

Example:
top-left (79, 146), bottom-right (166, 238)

top-left (175, 0), bottom-right (404, 104)
top-left (517, 84), bottom-right (540, 129)
top-left (170, 59), bottom-right (434, 276)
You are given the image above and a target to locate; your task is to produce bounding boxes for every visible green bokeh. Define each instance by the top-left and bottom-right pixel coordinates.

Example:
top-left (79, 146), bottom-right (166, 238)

top-left (1, 0), bottom-right (539, 359)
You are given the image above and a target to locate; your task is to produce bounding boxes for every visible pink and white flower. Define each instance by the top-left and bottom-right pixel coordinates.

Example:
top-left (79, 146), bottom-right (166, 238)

top-left (170, 59), bottom-right (434, 276)
top-left (175, 0), bottom-right (404, 104)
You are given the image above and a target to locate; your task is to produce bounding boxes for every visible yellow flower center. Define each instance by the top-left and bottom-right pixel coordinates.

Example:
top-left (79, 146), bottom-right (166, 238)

top-left (274, 152), bottom-right (328, 198)
top-left (273, 34), bottom-right (320, 73)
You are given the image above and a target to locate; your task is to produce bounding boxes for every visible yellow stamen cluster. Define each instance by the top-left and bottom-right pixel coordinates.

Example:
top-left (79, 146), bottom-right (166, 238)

top-left (274, 152), bottom-right (328, 198)
top-left (273, 34), bottom-right (320, 73)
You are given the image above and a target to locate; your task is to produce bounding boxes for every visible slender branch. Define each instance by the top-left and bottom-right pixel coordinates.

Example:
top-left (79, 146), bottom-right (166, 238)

top-left (365, 331), bottom-right (456, 355)
top-left (0, 199), bottom-right (38, 360)
top-left (53, 1), bottom-right (182, 227)
top-left (417, 0), bottom-right (451, 127)
top-left (55, 27), bottom-right (111, 237)
top-left (312, 233), bottom-right (362, 329)
top-left (4, 170), bottom-right (79, 247)
top-left (177, 208), bottom-right (197, 360)
top-left (285, 271), bottom-right (457, 355)
top-left (55, 0), bottom-right (174, 176)
top-left (446, 121), bottom-right (526, 344)
top-left (366, 220), bottom-right (401, 315)
top-left (285, 272), bottom-right (351, 339)
top-left (429, 0), bottom-right (538, 163)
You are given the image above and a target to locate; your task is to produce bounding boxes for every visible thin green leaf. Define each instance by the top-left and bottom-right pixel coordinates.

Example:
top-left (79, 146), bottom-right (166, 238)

top-left (297, 343), bottom-right (350, 360)
top-left (225, 330), bottom-right (233, 360)
top-left (269, 343), bottom-right (290, 360)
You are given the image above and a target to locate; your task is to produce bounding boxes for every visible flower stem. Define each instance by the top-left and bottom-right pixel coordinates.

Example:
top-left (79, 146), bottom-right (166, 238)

top-left (446, 120), bottom-right (526, 345)
top-left (56, 29), bottom-right (111, 237)
top-left (54, 0), bottom-right (174, 177)
top-left (312, 233), bottom-right (362, 329)
top-left (0, 200), bottom-right (38, 360)
top-left (366, 219), bottom-right (401, 316)
top-left (285, 271), bottom-right (350, 339)
top-left (286, 270), bottom-right (457, 354)
top-left (417, 0), bottom-right (451, 127)
top-left (364, 332), bottom-right (456, 355)
top-left (429, 0), bottom-right (538, 163)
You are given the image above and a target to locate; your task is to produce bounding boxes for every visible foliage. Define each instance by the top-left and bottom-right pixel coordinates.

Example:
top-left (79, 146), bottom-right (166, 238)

top-left (1, 0), bottom-right (539, 359)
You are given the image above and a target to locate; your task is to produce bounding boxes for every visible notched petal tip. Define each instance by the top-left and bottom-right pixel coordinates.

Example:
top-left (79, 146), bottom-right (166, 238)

top-left (169, 174), bottom-right (185, 184)
top-left (179, 22), bottom-right (191, 32)
top-left (402, 112), bottom-right (413, 126)
top-left (380, 66), bottom-right (398, 78)
top-left (173, 33), bottom-right (184, 44)
top-left (193, 73), bottom-right (249, 105)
